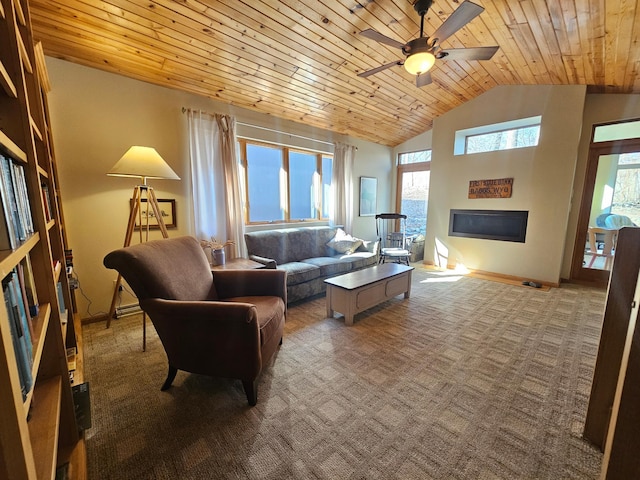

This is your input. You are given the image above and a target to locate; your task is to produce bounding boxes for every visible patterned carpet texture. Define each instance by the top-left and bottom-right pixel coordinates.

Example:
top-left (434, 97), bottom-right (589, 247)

top-left (83, 267), bottom-right (605, 479)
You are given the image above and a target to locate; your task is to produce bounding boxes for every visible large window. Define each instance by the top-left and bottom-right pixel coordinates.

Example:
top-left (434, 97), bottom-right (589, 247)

top-left (239, 139), bottom-right (332, 224)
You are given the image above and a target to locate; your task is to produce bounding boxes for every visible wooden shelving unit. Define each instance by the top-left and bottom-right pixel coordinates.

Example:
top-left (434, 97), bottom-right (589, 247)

top-left (0, 0), bottom-right (85, 478)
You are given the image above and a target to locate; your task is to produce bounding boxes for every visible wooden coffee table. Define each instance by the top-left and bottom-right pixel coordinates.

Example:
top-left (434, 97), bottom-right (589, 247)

top-left (324, 263), bottom-right (414, 326)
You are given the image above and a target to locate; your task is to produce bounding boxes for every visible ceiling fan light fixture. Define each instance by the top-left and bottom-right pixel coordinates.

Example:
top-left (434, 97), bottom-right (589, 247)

top-left (404, 51), bottom-right (436, 75)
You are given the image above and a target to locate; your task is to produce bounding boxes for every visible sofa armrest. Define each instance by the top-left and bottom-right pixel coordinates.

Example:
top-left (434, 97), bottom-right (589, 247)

top-left (249, 254), bottom-right (277, 269)
top-left (213, 269), bottom-right (287, 304)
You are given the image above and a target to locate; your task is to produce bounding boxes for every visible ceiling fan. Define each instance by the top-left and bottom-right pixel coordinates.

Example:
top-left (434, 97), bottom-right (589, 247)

top-left (358, 0), bottom-right (499, 87)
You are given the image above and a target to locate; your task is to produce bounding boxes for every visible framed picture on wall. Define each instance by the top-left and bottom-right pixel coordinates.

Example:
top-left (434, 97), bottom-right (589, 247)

top-left (130, 198), bottom-right (176, 229)
top-left (359, 176), bottom-right (377, 217)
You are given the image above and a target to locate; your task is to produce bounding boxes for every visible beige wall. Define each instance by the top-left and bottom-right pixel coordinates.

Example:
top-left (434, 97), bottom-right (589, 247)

top-left (45, 57), bottom-right (391, 319)
top-left (425, 85), bottom-right (587, 284)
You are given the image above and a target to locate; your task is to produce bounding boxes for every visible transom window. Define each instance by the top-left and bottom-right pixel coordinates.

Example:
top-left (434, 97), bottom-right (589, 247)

top-left (399, 150), bottom-right (432, 164)
top-left (238, 139), bottom-right (332, 224)
top-left (454, 116), bottom-right (541, 155)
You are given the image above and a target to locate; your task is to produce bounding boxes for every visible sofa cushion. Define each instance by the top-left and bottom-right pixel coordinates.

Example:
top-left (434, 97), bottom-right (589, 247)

top-left (301, 256), bottom-right (352, 276)
top-left (278, 262), bottom-right (321, 286)
top-left (326, 228), bottom-right (363, 254)
top-left (244, 230), bottom-right (289, 265)
top-left (336, 252), bottom-right (377, 269)
top-left (285, 228), bottom-right (319, 261)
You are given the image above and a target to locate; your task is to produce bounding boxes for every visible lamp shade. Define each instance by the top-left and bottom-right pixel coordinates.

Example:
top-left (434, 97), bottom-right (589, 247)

top-left (404, 51), bottom-right (436, 75)
top-left (107, 146), bottom-right (180, 182)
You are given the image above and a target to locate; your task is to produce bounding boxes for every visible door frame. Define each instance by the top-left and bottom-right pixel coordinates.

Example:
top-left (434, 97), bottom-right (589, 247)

top-left (571, 136), bottom-right (640, 284)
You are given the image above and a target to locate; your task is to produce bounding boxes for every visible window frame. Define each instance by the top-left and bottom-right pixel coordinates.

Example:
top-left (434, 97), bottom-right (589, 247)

top-left (238, 138), bottom-right (332, 225)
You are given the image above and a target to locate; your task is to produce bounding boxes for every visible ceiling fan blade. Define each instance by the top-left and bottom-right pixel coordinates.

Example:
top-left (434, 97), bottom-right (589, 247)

top-left (430, 1), bottom-right (484, 44)
top-left (358, 60), bottom-right (403, 78)
top-left (439, 46), bottom-right (499, 61)
top-left (416, 71), bottom-right (432, 87)
top-left (359, 29), bottom-right (405, 49)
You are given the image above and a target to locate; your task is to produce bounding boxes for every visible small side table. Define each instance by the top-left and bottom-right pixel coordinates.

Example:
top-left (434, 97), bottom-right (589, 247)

top-left (211, 258), bottom-right (265, 270)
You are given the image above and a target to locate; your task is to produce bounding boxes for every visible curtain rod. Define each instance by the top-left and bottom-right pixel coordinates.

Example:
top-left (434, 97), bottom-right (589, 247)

top-left (182, 107), bottom-right (353, 149)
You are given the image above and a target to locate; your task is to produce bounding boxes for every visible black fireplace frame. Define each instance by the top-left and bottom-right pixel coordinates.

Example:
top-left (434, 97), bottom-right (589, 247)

top-left (449, 209), bottom-right (529, 243)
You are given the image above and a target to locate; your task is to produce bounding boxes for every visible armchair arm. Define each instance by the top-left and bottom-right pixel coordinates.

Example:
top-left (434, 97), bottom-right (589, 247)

top-left (213, 269), bottom-right (287, 304)
top-left (248, 254), bottom-right (277, 269)
top-left (141, 298), bottom-right (262, 379)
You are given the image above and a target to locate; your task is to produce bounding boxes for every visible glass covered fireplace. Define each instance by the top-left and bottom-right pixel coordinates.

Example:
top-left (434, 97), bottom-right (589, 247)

top-left (449, 209), bottom-right (529, 243)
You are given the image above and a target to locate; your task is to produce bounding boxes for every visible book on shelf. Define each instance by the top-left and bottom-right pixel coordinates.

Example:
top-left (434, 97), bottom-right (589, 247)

top-left (41, 182), bottom-right (52, 222)
top-left (56, 281), bottom-right (67, 314)
top-left (66, 347), bottom-right (76, 371)
top-left (11, 162), bottom-right (33, 236)
top-left (72, 382), bottom-right (91, 430)
top-left (0, 156), bottom-right (17, 250)
top-left (0, 154), bottom-right (34, 250)
top-left (16, 263), bottom-right (35, 338)
top-left (3, 270), bottom-right (34, 401)
top-left (19, 255), bottom-right (38, 318)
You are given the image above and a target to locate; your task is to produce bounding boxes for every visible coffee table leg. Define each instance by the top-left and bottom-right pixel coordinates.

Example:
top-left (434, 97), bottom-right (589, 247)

top-left (344, 314), bottom-right (354, 326)
top-left (344, 296), bottom-right (355, 326)
top-left (326, 286), bottom-right (334, 317)
top-left (404, 271), bottom-right (413, 298)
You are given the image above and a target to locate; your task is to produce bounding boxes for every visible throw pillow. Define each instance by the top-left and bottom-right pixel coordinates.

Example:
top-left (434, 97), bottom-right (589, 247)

top-left (326, 228), bottom-right (363, 254)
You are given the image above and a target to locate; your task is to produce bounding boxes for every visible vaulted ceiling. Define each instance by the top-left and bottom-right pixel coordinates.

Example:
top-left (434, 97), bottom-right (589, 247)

top-left (28, 0), bottom-right (640, 147)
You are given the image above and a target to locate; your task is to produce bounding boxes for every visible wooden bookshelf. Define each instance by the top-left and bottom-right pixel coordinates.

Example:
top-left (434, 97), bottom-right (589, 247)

top-left (0, 0), bottom-right (85, 478)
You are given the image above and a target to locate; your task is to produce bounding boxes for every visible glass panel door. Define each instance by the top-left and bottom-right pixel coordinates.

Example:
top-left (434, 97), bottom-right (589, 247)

top-left (572, 137), bottom-right (640, 284)
top-left (583, 152), bottom-right (640, 272)
top-left (398, 169), bottom-right (430, 237)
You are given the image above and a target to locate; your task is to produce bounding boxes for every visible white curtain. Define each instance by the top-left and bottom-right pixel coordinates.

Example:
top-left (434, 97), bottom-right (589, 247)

top-left (331, 142), bottom-right (356, 232)
top-left (216, 115), bottom-right (246, 258)
top-left (187, 110), bottom-right (246, 258)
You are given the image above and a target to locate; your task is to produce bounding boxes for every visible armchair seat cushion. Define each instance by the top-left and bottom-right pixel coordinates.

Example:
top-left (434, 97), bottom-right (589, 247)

top-left (224, 296), bottom-right (285, 347)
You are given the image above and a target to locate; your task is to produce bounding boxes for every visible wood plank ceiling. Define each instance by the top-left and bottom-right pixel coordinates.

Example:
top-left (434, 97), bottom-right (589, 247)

top-left (28, 0), bottom-right (640, 147)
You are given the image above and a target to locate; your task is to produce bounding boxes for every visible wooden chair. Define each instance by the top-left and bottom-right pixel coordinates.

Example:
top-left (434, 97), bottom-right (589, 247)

top-left (376, 213), bottom-right (411, 265)
top-left (587, 227), bottom-right (617, 270)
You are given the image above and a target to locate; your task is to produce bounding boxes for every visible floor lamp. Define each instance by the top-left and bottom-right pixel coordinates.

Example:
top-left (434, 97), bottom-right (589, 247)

top-left (105, 146), bottom-right (180, 351)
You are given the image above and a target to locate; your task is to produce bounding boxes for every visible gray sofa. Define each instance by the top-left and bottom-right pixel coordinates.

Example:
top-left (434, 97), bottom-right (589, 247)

top-left (244, 226), bottom-right (378, 303)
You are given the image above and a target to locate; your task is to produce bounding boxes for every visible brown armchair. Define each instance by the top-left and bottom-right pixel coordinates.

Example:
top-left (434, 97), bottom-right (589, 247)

top-left (103, 236), bottom-right (287, 406)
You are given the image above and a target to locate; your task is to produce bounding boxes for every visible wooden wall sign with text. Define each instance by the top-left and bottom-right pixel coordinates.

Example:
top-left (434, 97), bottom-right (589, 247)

top-left (468, 178), bottom-right (513, 199)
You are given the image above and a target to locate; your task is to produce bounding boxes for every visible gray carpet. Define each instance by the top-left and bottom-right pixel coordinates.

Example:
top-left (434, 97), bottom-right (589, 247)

top-left (83, 267), bottom-right (604, 479)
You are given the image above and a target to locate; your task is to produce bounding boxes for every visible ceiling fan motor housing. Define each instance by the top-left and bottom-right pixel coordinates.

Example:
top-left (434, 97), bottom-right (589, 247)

top-left (403, 37), bottom-right (438, 57)
top-left (413, 0), bottom-right (434, 16)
